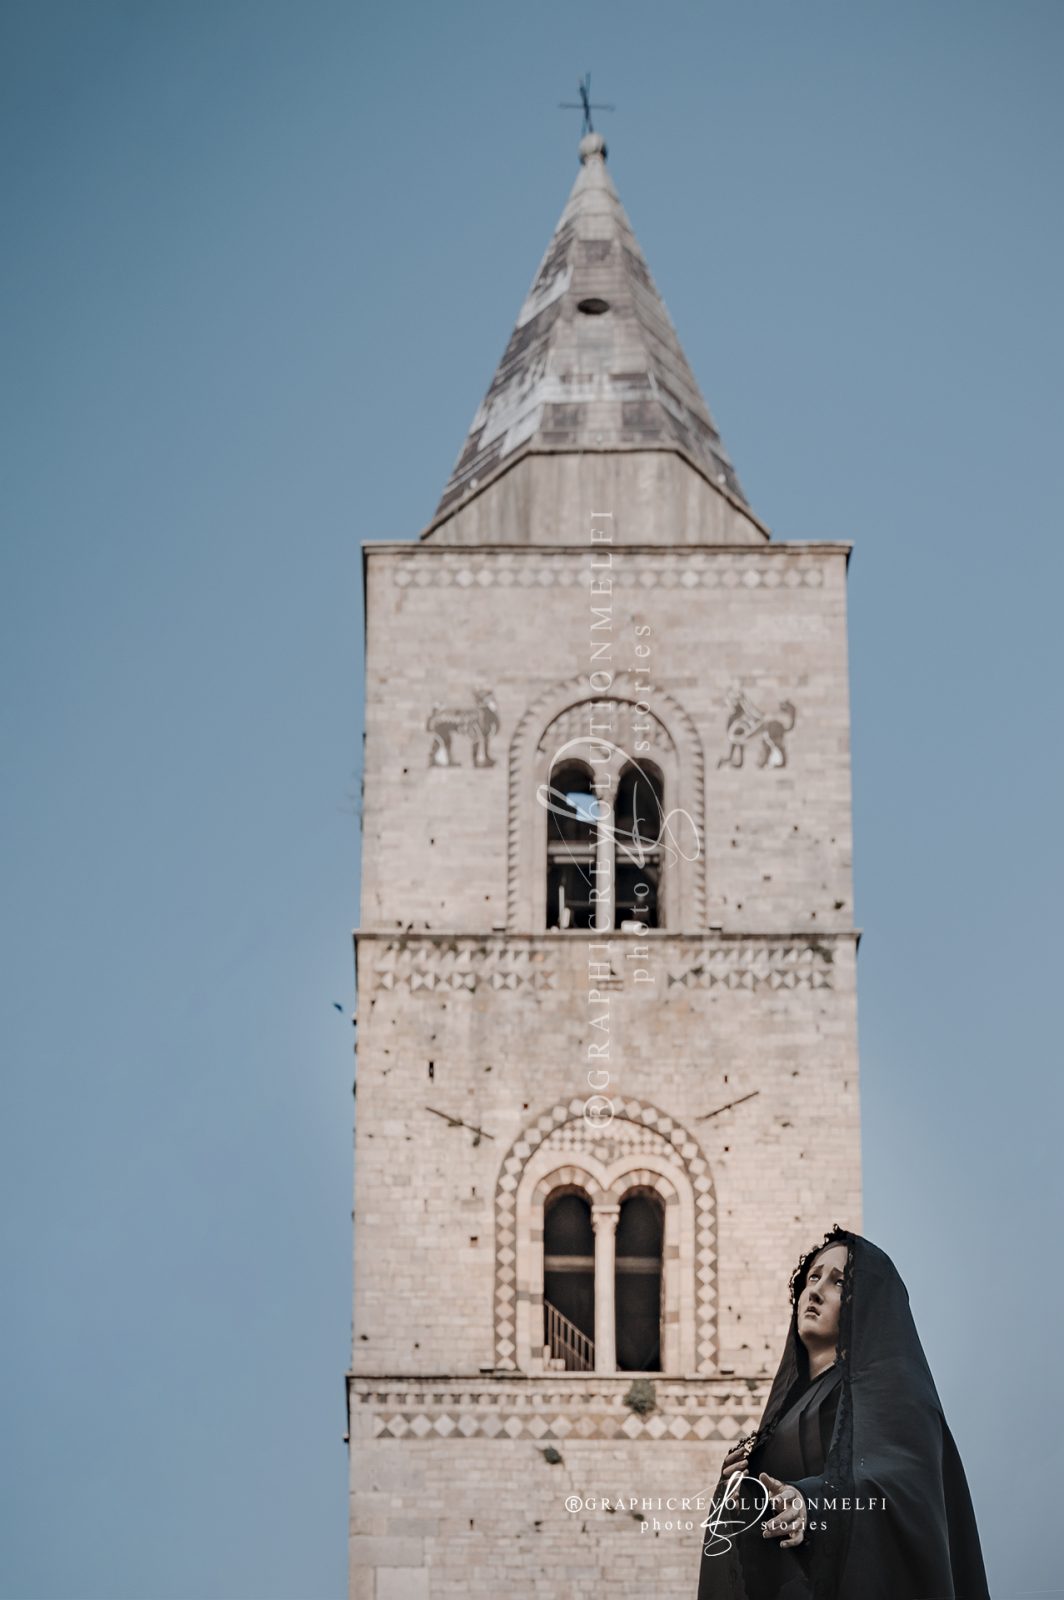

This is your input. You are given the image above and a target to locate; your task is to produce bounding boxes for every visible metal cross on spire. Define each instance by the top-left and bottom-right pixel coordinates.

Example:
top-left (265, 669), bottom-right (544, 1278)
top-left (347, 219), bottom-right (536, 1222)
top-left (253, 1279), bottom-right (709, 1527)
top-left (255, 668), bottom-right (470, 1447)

top-left (558, 72), bottom-right (615, 136)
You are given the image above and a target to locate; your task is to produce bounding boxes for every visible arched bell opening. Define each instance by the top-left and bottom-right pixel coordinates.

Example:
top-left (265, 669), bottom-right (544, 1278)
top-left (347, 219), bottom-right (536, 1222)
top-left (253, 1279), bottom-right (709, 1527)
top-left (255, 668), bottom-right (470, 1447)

top-left (545, 759), bottom-right (598, 930)
top-left (613, 761), bottom-right (664, 929)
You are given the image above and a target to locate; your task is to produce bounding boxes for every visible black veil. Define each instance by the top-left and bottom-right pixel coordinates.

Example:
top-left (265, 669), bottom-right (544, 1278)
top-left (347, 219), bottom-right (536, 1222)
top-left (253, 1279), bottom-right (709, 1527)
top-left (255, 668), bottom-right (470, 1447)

top-left (696, 1227), bottom-right (991, 1599)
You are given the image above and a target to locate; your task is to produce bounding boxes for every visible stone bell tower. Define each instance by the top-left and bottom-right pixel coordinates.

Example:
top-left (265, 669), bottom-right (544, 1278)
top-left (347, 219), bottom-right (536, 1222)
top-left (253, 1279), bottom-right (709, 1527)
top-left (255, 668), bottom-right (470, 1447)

top-left (347, 130), bottom-right (862, 1599)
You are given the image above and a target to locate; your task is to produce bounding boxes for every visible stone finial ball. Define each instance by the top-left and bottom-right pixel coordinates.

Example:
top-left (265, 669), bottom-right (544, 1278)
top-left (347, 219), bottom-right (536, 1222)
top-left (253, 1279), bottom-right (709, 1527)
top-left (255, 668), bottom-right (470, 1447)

top-left (579, 131), bottom-right (607, 163)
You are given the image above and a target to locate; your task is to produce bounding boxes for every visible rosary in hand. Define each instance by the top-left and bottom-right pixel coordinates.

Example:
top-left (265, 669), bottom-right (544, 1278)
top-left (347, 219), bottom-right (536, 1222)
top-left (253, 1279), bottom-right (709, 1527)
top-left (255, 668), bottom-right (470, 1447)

top-left (721, 1434), bottom-right (808, 1548)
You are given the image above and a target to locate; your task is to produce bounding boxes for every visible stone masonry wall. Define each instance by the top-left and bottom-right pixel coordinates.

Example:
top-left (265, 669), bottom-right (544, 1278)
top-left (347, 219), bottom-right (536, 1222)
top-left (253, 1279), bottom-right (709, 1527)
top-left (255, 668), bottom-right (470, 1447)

top-left (350, 534), bottom-right (862, 1599)
top-left (348, 1380), bottom-right (769, 1600)
top-left (351, 932), bottom-right (861, 1381)
top-left (360, 542), bottom-right (853, 938)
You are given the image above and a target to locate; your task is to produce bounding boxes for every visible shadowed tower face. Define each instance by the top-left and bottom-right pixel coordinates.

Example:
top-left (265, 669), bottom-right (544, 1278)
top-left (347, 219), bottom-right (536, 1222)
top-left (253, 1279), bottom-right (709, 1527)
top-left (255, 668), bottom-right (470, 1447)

top-left (348, 131), bottom-right (861, 1600)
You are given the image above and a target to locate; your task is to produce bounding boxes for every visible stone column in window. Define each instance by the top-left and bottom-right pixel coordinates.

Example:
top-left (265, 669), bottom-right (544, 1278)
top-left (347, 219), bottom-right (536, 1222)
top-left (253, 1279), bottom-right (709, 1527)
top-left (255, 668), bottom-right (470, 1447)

top-left (591, 1203), bottom-right (620, 1371)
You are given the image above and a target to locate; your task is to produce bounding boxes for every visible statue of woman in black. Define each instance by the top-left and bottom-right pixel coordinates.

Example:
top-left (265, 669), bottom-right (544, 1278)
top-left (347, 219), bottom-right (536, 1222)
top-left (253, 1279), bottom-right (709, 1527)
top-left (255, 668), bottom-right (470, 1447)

top-left (695, 1227), bottom-right (991, 1599)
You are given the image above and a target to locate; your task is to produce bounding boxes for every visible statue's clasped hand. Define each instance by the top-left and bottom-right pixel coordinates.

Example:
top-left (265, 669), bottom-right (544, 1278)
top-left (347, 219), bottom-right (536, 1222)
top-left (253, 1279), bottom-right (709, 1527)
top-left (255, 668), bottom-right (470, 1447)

top-left (759, 1473), bottom-right (807, 1549)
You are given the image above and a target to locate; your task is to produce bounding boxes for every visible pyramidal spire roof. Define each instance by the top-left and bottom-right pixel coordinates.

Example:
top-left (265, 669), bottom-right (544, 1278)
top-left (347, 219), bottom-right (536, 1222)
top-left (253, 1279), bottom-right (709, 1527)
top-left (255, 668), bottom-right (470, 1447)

top-left (427, 131), bottom-right (762, 541)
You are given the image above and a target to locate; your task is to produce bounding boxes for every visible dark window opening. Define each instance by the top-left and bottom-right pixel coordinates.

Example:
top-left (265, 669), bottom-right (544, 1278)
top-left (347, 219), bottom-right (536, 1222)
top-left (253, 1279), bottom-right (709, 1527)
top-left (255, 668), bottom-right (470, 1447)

top-left (615, 862), bottom-right (661, 928)
top-left (614, 763), bottom-right (664, 929)
top-left (544, 1190), bottom-right (595, 1370)
top-left (615, 1192), bottom-right (663, 1371)
top-left (546, 761), bottom-right (597, 930)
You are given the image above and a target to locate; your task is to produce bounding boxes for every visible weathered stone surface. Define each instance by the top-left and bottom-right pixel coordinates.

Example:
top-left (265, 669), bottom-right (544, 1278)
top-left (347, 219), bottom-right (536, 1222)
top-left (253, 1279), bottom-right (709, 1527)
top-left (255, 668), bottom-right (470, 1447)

top-left (425, 135), bottom-right (763, 546)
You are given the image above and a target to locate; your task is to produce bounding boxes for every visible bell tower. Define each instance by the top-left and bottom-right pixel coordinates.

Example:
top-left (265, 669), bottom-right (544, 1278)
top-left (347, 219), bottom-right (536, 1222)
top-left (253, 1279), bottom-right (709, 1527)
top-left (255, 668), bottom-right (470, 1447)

top-left (347, 130), bottom-right (862, 1599)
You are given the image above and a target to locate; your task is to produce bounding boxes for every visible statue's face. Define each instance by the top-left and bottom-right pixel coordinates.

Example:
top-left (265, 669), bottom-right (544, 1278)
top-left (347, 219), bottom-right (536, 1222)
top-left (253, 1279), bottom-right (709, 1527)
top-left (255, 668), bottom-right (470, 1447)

top-left (797, 1243), bottom-right (848, 1348)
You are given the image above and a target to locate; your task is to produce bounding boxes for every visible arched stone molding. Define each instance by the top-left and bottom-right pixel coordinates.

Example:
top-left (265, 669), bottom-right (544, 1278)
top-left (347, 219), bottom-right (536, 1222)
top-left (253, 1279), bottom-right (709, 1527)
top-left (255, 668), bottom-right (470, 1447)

top-left (494, 1096), bottom-right (717, 1374)
top-left (506, 671), bottom-right (707, 931)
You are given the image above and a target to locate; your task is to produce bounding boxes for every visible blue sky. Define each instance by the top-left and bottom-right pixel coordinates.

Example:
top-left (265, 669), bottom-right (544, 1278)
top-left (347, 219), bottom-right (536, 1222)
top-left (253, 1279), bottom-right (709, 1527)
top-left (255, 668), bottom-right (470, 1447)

top-left (2, 2), bottom-right (1061, 1596)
